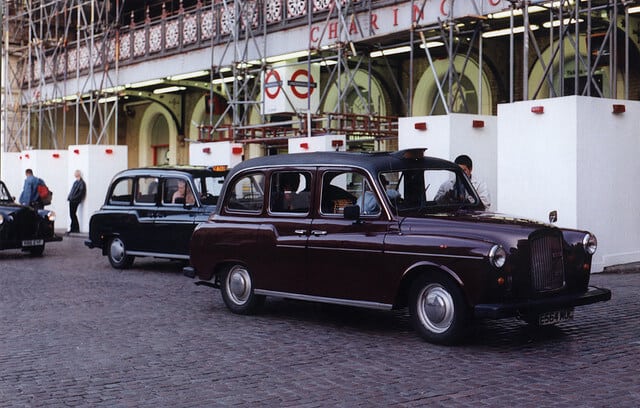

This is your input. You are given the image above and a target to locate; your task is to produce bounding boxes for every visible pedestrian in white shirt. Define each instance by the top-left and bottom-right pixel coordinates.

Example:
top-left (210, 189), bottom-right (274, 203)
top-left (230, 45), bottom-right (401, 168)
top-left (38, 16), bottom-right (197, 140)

top-left (435, 154), bottom-right (492, 210)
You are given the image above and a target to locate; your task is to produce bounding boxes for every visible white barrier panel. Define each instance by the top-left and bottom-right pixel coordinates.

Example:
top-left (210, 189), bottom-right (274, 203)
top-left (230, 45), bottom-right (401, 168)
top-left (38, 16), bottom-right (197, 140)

top-left (497, 96), bottom-right (640, 271)
top-left (189, 141), bottom-right (244, 167)
top-left (15, 150), bottom-right (69, 228)
top-left (399, 114), bottom-right (498, 210)
top-left (288, 135), bottom-right (347, 153)
top-left (0, 152), bottom-right (24, 200)
top-left (68, 145), bottom-right (128, 233)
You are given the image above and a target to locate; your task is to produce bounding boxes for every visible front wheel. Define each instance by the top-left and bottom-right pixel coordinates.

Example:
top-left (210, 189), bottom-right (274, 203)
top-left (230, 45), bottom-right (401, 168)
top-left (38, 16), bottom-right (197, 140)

top-left (107, 237), bottom-right (135, 269)
top-left (220, 264), bottom-right (265, 314)
top-left (409, 274), bottom-right (469, 344)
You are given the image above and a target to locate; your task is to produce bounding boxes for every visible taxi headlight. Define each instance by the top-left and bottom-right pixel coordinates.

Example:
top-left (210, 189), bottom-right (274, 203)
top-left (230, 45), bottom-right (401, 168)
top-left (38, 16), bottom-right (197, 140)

top-left (47, 211), bottom-right (56, 222)
top-left (582, 233), bottom-right (597, 255)
top-left (489, 244), bottom-right (507, 268)
top-left (0, 214), bottom-right (4, 225)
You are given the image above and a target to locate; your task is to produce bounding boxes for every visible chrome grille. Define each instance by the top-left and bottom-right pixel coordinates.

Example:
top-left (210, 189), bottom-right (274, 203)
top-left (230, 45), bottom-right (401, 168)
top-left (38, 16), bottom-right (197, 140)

top-left (530, 234), bottom-right (565, 292)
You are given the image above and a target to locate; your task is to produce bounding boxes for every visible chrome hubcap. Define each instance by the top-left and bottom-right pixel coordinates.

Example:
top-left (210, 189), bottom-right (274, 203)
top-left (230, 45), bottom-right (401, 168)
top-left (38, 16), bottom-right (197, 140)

top-left (110, 238), bottom-right (125, 263)
top-left (417, 284), bottom-right (455, 334)
top-left (227, 266), bottom-right (251, 305)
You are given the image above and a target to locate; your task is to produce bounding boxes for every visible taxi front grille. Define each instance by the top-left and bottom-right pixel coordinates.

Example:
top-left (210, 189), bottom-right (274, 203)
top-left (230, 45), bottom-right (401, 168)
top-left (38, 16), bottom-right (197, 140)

top-left (530, 234), bottom-right (565, 293)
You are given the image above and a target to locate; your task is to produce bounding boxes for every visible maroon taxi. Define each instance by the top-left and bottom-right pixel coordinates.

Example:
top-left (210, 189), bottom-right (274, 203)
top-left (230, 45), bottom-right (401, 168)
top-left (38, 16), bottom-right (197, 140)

top-left (184, 149), bottom-right (611, 344)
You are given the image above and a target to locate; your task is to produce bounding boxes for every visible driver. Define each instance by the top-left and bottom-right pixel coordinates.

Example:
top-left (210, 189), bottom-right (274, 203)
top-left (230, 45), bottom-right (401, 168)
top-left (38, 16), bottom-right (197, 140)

top-left (434, 155), bottom-right (491, 209)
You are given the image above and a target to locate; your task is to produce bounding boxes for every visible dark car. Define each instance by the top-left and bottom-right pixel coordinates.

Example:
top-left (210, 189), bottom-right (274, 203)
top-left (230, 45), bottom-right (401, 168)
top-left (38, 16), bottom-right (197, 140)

top-left (184, 149), bottom-right (611, 344)
top-left (0, 180), bottom-right (62, 255)
top-left (85, 166), bottom-right (227, 269)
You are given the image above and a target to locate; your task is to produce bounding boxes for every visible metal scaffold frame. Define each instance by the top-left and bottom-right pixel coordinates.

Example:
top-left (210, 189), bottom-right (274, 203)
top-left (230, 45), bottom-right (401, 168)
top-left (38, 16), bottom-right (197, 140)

top-left (3, 0), bottom-right (640, 155)
top-left (1, 0), bottom-right (124, 153)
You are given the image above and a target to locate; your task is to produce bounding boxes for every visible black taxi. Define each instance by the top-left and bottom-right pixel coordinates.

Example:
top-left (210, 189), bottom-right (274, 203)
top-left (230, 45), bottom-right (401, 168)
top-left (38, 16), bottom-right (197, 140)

top-left (0, 180), bottom-right (62, 256)
top-left (186, 149), bottom-right (611, 344)
top-left (85, 166), bottom-right (227, 268)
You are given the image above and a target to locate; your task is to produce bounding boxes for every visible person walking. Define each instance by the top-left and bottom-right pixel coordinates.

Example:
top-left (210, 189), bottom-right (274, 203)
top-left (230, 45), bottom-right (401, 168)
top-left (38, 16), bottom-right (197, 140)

top-left (19, 169), bottom-right (41, 208)
top-left (67, 170), bottom-right (86, 234)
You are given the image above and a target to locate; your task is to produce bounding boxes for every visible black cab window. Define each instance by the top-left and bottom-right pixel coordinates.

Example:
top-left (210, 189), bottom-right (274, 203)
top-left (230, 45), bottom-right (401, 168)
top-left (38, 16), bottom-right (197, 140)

top-left (163, 178), bottom-right (196, 205)
top-left (225, 173), bottom-right (265, 213)
top-left (269, 171), bottom-right (311, 214)
top-left (135, 177), bottom-right (159, 205)
top-left (109, 178), bottom-right (134, 205)
top-left (321, 170), bottom-right (380, 216)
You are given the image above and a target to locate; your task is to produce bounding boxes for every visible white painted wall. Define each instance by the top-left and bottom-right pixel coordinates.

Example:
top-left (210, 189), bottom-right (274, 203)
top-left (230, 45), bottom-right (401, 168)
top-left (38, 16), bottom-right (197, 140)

top-left (497, 96), bottom-right (640, 271)
top-left (399, 114), bottom-right (498, 210)
top-left (68, 145), bottom-right (128, 233)
top-left (1, 152), bottom-right (24, 199)
top-left (189, 141), bottom-right (244, 167)
top-left (288, 135), bottom-right (347, 153)
top-left (14, 150), bottom-right (70, 229)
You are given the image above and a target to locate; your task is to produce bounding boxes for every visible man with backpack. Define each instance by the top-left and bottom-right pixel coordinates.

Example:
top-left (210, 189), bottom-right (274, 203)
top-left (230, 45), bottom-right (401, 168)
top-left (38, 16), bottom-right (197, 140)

top-left (19, 168), bottom-right (51, 209)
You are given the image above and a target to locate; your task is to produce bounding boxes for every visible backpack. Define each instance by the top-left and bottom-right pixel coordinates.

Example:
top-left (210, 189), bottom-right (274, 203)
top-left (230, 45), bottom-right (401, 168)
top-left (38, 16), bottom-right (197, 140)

top-left (37, 181), bottom-right (52, 206)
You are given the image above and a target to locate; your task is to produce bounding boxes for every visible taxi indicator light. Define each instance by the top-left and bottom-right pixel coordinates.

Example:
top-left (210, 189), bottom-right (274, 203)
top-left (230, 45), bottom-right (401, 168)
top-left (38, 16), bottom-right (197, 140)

top-left (300, 142), bottom-right (309, 150)
top-left (497, 277), bottom-right (505, 286)
top-left (232, 147), bottom-right (243, 155)
top-left (202, 147), bottom-right (211, 154)
top-left (531, 106), bottom-right (544, 114)
top-left (105, 148), bottom-right (113, 154)
top-left (211, 165), bottom-right (228, 172)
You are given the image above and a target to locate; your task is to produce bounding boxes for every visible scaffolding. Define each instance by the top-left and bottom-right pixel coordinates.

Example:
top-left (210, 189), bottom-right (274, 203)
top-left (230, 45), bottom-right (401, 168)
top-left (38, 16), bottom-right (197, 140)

top-left (2, 0), bottom-right (640, 155)
top-left (1, 0), bottom-right (124, 153)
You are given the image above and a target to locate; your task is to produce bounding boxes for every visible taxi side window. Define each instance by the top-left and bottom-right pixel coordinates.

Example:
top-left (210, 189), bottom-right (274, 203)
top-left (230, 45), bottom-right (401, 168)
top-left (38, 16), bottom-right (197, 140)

top-left (320, 171), bottom-right (380, 216)
top-left (269, 171), bottom-right (311, 214)
top-left (163, 178), bottom-right (195, 205)
top-left (109, 178), bottom-right (134, 205)
top-left (135, 177), bottom-right (159, 204)
top-left (226, 173), bottom-right (265, 213)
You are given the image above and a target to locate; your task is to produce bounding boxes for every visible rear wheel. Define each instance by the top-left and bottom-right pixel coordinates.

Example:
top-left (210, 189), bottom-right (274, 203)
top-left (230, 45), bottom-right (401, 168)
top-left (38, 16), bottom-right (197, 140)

top-left (107, 237), bottom-right (135, 269)
top-left (220, 264), bottom-right (265, 314)
top-left (409, 273), bottom-right (469, 344)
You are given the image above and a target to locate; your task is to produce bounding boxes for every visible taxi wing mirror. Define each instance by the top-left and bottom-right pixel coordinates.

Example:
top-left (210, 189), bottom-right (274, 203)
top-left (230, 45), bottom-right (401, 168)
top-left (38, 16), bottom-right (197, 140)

top-left (343, 205), bottom-right (361, 221)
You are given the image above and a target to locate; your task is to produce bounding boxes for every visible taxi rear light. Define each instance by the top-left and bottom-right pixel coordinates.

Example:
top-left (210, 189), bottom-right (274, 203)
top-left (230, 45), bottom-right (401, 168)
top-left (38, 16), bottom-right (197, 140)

top-left (211, 165), bottom-right (228, 172)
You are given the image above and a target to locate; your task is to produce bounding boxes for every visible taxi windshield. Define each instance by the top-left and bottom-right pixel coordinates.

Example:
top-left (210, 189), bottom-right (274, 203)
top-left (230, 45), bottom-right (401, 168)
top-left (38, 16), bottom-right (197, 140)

top-left (0, 182), bottom-right (13, 202)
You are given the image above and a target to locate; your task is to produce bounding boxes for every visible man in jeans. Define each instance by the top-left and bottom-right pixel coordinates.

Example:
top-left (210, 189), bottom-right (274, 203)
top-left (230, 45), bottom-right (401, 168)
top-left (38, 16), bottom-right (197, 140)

top-left (67, 170), bottom-right (86, 234)
top-left (19, 169), bottom-right (41, 208)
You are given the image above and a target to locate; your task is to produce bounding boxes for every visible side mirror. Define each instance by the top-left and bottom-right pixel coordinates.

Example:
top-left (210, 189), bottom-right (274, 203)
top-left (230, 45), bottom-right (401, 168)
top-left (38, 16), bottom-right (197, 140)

top-left (343, 205), bottom-right (361, 221)
top-left (549, 210), bottom-right (558, 224)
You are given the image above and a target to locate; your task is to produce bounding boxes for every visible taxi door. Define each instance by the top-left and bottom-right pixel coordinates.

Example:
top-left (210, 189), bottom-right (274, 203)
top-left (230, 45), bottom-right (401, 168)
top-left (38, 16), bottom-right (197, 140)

top-left (305, 168), bottom-right (390, 303)
top-left (153, 176), bottom-right (200, 257)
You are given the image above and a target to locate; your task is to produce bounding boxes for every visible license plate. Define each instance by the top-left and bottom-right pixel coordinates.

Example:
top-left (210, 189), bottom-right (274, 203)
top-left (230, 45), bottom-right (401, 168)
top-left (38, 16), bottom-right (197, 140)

top-left (22, 239), bottom-right (44, 247)
top-left (538, 308), bottom-right (574, 326)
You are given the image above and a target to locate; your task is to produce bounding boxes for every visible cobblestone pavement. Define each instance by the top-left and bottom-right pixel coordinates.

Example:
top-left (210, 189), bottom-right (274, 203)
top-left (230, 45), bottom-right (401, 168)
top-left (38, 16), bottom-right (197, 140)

top-left (1, 234), bottom-right (639, 407)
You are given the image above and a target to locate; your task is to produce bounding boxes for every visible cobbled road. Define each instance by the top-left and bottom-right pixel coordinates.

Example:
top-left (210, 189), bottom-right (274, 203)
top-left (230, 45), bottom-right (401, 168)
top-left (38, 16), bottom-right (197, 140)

top-left (1, 234), bottom-right (639, 407)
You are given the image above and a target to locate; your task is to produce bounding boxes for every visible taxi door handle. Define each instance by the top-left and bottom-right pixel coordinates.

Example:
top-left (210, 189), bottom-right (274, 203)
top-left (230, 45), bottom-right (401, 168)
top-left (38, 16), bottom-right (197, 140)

top-left (294, 229), bottom-right (307, 236)
top-left (311, 230), bottom-right (327, 236)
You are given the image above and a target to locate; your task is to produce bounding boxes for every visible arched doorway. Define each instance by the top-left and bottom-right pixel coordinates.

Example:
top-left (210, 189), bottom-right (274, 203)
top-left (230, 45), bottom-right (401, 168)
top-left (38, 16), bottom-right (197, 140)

top-left (413, 55), bottom-right (493, 116)
top-left (189, 93), bottom-right (232, 142)
top-left (322, 69), bottom-right (390, 116)
top-left (528, 35), bottom-right (625, 99)
top-left (139, 103), bottom-right (179, 166)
